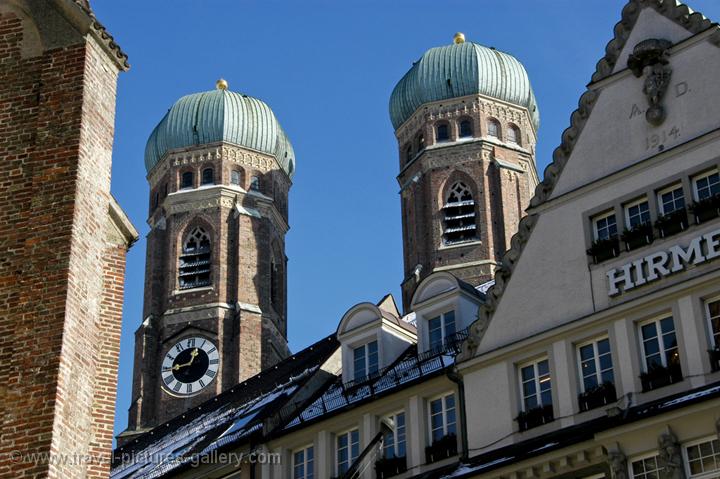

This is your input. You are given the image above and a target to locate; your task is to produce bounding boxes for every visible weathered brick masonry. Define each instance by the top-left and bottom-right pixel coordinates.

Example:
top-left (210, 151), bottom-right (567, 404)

top-left (0, 2), bottom-right (136, 478)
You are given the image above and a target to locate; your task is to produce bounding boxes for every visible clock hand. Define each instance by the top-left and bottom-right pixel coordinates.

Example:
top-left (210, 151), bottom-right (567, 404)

top-left (172, 348), bottom-right (200, 370)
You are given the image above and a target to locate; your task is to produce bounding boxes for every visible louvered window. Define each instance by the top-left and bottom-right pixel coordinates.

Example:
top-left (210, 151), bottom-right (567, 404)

top-left (442, 182), bottom-right (478, 245)
top-left (179, 227), bottom-right (211, 290)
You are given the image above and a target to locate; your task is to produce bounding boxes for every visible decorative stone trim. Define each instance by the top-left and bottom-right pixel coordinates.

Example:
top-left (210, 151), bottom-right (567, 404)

top-left (70, 0), bottom-right (130, 70)
top-left (237, 302), bottom-right (262, 314)
top-left (459, 0), bottom-right (719, 360)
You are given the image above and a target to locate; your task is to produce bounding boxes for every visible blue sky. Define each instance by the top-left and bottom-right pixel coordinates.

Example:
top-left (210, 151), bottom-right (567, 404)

top-left (95, 0), bottom-right (720, 440)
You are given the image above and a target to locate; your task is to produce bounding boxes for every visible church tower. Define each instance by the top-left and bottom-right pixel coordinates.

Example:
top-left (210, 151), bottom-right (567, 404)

top-left (121, 80), bottom-right (294, 439)
top-left (390, 33), bottom-right (541, 310)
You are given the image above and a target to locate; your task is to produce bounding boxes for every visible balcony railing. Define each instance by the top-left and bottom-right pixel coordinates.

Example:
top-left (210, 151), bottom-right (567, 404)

top-left (516, 404), bottom-right (554, 431)
top-left (375, 456), bottom-right (407, 478)
top-left (425, 434), bottom-right (457, 464)
top-left (640, 362), bottom-right (683, 392)
top-left (578, 382), bottom-right (617, 412)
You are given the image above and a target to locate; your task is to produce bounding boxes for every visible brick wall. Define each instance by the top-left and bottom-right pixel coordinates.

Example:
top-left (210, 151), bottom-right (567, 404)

top-left (0, 4), bottom-right (134, 478)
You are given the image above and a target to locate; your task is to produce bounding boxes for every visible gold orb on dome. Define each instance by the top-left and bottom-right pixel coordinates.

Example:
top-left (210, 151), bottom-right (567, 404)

top-left (453, 32), bottom-right (465, 44)
top-left (216, 78), bottom-right (228, 90)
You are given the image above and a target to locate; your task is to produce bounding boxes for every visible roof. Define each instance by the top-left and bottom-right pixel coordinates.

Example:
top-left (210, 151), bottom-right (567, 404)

top-left (279, 329), bottom-right (468, 432)
top-left (67, 0), bottom-right (129, 70)
top-left (111, 335), bottom-right (339, 479)
top-left (144, 88), bottom-right (295, 177)
top-left (389, 40), bottom-right (539, 131)
top-left (459, 0), bottom-right (719, 361)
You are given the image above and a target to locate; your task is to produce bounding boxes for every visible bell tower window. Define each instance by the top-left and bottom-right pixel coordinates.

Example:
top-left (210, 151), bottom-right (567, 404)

top-left (231, 169), bottom-right (242, 186)
top-left (271, 259), bottom-right (281, 310)
top-left (250, 176), bottom-right (261, 191)
top-left (459, 119), bottom-right (473, 138)
top-left (181, 171), bottom-right (194, 189)
top-left (436, 123), bottom-right (449, 142)
top-left (442, 182), bottom-right (478, 245)
top-left (507, 124), bottom-right (521, 145)
top-left (201, 168), bottom-right (214, 185)
top-left (487, 119), bottom-right (500, 138)
top-left (179, 227), bottom-right (212, 290)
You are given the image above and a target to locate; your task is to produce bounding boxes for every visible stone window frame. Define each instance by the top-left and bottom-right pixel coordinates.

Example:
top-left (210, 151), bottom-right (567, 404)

top-left (335, 428), bottom-right (360, 476)
top-left (427, 392), bottom-right (457, 445)
top-left (201, 167), bottom-right (215, 186)
top-left (292, 444), bottom-right (314, 479)
top-left (517, 356), bottom-right (552, 413)
top-left (623, 196), bottom-right (651, 230)
top-left (176, 220), bottom-right (215, 292)
top-left (637, 314), bottom-right (681, 374)
top-left (575, 335), bottom-right (615, 394)
top-left (682, 435), bottom-right (720, 478)
top-left (441, 180), bottom-right (479, 246)
top-left (179, 168), bottom-right (196, 190)
top-left (230, 167), bottom-right (244, 188)
top-left (628, 452), bottom-right (661, 479)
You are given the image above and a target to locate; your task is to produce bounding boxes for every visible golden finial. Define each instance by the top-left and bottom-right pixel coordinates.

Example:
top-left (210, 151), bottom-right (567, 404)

top-left (454, 32), bottom-right (465, 44)
top-left (216, 78), bottom-right (228, 90)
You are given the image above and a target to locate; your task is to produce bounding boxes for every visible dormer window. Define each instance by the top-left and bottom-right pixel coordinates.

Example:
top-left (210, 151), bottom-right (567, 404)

top-left (428, 311), bottom-right (455, 351)
top-left (353, 341), bottom-right (379, 381)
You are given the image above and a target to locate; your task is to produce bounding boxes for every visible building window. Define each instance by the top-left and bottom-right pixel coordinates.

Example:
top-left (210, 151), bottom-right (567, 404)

top-left (658, 184), bottom-right (685, 214)
top-left (685, 438), bottom-right (720, 477)
top-left (592, 211), bottom-right (618, 240)
top-left (417, 134), bottom-right (425, 152)
top-left (625, 198), bottom-right (650, 229)
top-left (250, 176), bottom-right (261, 191)
top-left (639, 316), bottom-right (682, 391)
top-left (577, 338), bottom-right (616, 411)
top-left (705, 298), bottom-right (720, 371)
top-left (405, 144), bottom-right (413, 164)
top-left (181, 171), bottom-right (194, 189)
top-left (293, 445), bottom-right (314, 479)
top-left (487, 118), bottom-right (500, 138)
top-left (270, 259), bottom-right (281, 310)
top-left (231, 170), bottom-right (242, 186)
top-left (353, 340), bottom-right (379, 381)
top-left (507, 124), bottom-right (521, 145)
top-left (442, 182), bottom-right (478, 245)
top-left (631, 455), bottom-right (661, 479)
top-left (428, 311), bottom-right (456, 351)
top-left (201, 168), bottom-right (214, 185)
top-left (383, 412), bottom-right (406, 459)
top-left (693, 170), bottom-right (720, 201)
top-left (429, 394), bottom-right (456, 443)
top-left (178, 226), bottom-right (211, 290)
top-left (459, 119), bottom-right (472, 138)
top-left (336, 429), bottom-right (359, 476)
top-left (520, 359), bottom-right (552, 412)
top-left (436, 123), bottom-right (450, 142)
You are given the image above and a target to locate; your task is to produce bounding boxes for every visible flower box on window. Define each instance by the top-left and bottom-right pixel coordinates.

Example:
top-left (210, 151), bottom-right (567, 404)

top-left (640, 362), bottom-right (683, 392)
top-left (375, 456), bottom-right (407, 478)
top-left (578, 382), bottom-right (617, 412)
top-left (709, 347), bottom-right (720, 372)
top-left (690, 194), bottom-right (720, 224)
top-left (425, 434), bottom-right (457, 464)
top-left (655, 209), bottom-right (688, 238)
top-left (515, 404), bottom-right (554, 431)
top-left (621, 223), bottom-right (654, 251)
top-left (587, 236), bottom-right (620, 264)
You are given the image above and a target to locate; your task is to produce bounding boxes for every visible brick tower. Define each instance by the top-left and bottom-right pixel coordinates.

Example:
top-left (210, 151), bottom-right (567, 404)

top-left (0, 1), bottom-right (137, 478)
top-left (390, 33), bottom-right (541, 310)
top-left (120, 80), bottom-right (294, 440)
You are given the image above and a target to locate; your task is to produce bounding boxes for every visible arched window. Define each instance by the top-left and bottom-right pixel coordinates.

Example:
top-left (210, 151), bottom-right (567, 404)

top-left (487, 119), bottom-right (500, 139)
top-left (417, 134), bottom-right (425, 152)
top-left (181, 171), bottom-right (194, 189)
top-left (442, 182), bottom-right (478, 245)
top-left (201, 168), bottom-right (214, 185)
top-left (250, 176), bottom-right (261, 191)
top-left (507, 124), bottom-right (521, 145)
top-left (231, 169), bottom-right (242, 187)
top-left (405, 144), bottom-right (413, 164)
top-left (178, 226), bottom-right (212, 290)
top-left (270, 258), bottom-right (281, 310)
top-left (436, 123), bottom-right (449, 142)
top-left (459, 119), bottom-right (473, 138)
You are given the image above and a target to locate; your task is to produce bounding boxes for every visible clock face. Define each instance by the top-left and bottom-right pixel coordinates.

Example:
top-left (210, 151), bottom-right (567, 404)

top-left (161, 337), bottom-right (219, 396)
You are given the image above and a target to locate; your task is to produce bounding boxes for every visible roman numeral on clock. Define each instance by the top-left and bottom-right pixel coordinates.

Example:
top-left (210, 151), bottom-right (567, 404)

top-left (175, 344), bottom-right (184, 353)
top-left (163, 375), bottom-right (173, 385)
top-left (205, 370), bottom-right (216, 378)
top-left (199, 379), bottom-right (205, 388)
top-left (209, 359), bottom-right (219, 365)
top-left (186, 384), bottom-right (193, 394)
top-left (173, 382), bottom-right (182, 392)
